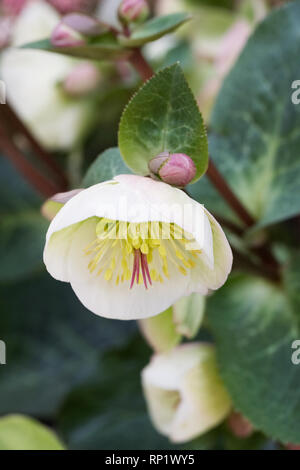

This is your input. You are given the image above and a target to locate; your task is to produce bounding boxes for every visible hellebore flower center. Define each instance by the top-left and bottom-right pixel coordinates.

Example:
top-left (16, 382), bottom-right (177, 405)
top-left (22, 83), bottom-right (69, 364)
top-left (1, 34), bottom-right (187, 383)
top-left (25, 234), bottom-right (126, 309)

top-left (84, 219), bottom-right (201, 289)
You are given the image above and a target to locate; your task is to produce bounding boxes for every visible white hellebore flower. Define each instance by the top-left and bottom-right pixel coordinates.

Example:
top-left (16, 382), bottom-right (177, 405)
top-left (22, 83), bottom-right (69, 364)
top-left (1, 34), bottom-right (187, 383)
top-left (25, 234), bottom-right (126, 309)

top-left (142, 343), bottom-right (232, 443)
top-left (1, 1), bottom-right (91, 150)
top-left (43, 175), bottom-right (232, 320)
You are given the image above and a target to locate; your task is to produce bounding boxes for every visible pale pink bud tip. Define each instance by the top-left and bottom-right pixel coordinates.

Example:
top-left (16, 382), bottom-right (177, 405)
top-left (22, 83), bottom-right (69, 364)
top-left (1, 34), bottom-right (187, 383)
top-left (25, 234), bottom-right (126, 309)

top-left (118, 0), bottom-right (149, 24)
top-left (63, 63), bottom-right (100, 96)
top-left (47, 0), bottom-right (97, 15)
top-left (51, 22), bottom-right (86, 47)
top-left (227, 411), bottom-right (254, 439)
top-left (149, 152), bottom-right (196, 187)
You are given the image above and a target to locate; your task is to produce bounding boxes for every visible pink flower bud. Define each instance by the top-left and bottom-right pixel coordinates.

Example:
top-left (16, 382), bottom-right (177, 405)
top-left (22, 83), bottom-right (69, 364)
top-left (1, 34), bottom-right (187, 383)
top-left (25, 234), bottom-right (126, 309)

top-left (2, 0), bottom-right (27, 16)
top-left (47, 0), bottom-right (97, 15)
top-left (60, 13), bottom-right (105, 36)
top-left (227, 411), bottom-right (253, 439)
top-left (51, 22), bottom-right (86, 47)
top-left (63, 62), bottom-right (100, 96)
top-left (149, 152), bottom-right (196, 187)
top-left (118, 0), bottom-right (149, 24)
top-left (51, 13), bottom-right (106, 47)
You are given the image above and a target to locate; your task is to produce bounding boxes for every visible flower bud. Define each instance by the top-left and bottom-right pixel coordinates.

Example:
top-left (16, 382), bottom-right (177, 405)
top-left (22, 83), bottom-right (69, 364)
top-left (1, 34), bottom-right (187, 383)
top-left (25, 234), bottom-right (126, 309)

top-left (63, 62), bottom-right (100, 96)
top-left (118, 0), bottom-right (149, 25)
top-left (139, 293), bottom-right (205, 353)
top-left (139, 308), bottom-right (181, 353)
top-left (41, 189), bottom-right (83, 221)
top-left (142, 343), bottom-right (232, 443)
top-left (227, 411), bottom-right (253, 439)
top-left (51, 13), bottom-right (105, 47)
top-left (149, 152), bottom-right (196, 187)
top-left (51, 21), bottom-right (86, 47)
top-left (47, 0), bottom-right (97, 15)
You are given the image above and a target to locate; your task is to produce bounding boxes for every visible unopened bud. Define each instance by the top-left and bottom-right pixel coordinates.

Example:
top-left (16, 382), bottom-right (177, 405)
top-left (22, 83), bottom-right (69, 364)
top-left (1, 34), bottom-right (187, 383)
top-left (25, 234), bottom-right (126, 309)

top-left (41, 189), bottom-right (83, 221)
top-left (118, 0), bottom-right (149, 24)
top-left (47, 0), bottom-right (97, 15)
top-left (51, 21), bottom-right (86, 47)
top-left (227, 411), bottom-right (253, 439)
top-left (51, 13), bottom-right (106, 47)
top-left (63, 62), bottom-right (100, 96)
top-left (149, 152), bottom-right (196, 187)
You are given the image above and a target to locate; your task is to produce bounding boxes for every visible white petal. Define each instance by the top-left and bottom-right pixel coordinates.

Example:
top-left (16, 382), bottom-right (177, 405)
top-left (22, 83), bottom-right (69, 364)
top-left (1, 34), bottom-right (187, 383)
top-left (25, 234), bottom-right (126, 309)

top-left (46, 175), bottom-right (214, 268)
top-left (190, 210), bottom-right (233, 291)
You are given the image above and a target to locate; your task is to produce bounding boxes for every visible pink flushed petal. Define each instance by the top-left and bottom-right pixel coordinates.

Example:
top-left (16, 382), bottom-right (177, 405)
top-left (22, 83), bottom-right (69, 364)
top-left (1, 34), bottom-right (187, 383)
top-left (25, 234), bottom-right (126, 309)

top-left (51, 188), bottom-right (84, 204)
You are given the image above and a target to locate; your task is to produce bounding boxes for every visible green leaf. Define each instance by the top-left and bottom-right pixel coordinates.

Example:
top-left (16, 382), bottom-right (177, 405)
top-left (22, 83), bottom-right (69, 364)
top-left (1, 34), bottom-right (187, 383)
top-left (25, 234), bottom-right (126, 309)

top-left (82, 148), bottom-right (132, 188)
top-left (119, 64), bottom-right (208, 181)
top-left (0, 212), bottom-right (47, 282)
top-left (58, 337), bottom-right (177, 450)
top-left (0, 415), bottom-right (65, 450)
top-left (0, 272), bottom-right (136, 417)
top-left (120, 13), bottom-right (191, 47)
top-left (209, 2), bottom-right (300, 229)
top-left (207, 273), bottom-right (300, 444)
top-left (22, 35), bottom-right (130, 61)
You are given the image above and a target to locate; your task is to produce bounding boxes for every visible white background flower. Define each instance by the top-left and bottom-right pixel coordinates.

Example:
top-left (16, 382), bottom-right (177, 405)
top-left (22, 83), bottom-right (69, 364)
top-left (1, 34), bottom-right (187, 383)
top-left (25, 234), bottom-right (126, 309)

top-left (1, 1), bottom-right (92, 150)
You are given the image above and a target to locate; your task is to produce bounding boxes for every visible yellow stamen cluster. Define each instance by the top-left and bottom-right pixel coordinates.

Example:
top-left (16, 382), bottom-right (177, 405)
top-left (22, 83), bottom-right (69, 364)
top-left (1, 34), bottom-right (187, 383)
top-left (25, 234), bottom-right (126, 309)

top-left (84, 218), bottom-right (201, 287)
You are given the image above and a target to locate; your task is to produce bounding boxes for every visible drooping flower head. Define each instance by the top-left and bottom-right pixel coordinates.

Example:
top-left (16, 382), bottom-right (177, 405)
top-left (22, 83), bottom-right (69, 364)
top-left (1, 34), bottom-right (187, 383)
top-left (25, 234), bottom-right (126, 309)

top-left (43, 175), bottom-right (232, 320)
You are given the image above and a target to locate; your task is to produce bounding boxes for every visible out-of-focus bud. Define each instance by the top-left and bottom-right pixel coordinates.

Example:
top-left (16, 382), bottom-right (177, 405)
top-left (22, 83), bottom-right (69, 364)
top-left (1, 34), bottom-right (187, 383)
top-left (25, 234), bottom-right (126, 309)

top-left (2, 0), bottom-right (28, 16)
top-left (142, 343), bottom-right (232, 443)
top-left (0, 17), bottom-right (13, 49)
top-left (227, 411), bottom-right (253, 439)
top-left (47, 0), bottom-right (97, 15)
top-left (118, 0), bottom-right (149, 25)
top-left (51, 13), bottom-right (106, 47)
top-left (139, 293), bottom-right (205, 353)
top-left (149, 152), bottom-right (196, 187)
top-left (51, 21), bottom-right (86, 47)
top-left (63, 62), bottom-right (100, 96)
top-left (41, 189), bottom-right (83, 221)
top-left (139, 308), bottom-right (181, 353)
top-left (286, 443), bottom-right (300, 450)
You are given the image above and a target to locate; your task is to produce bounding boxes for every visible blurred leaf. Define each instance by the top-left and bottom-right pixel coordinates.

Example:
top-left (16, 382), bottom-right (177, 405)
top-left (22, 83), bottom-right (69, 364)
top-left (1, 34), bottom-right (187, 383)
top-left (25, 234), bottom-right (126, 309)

top-left (58, 336), bottom-right (176, 450)
top-left (0, 272), bottom-right (136, 417)
top-left (207, 273), bottom-right (300, 444)
top-left (119, 64), bottom-right (208, 181)
top-left (209, 2), bottom-right (300, 229)
top-left (82, 147), bottom-right (132, 187)
top-left (173, 293), bottom-right (205, 339)
top-left (120, 13), bottom-right (191, 47)
top-left (187, 172), bottom-right (238, 225)
top-left (0, 415), bottom-right (65, 450)
top-left (0, 157), bottom-right (41, 214)
top-left (0, 212), bottom-right (47, 282)
top-left (23, 34), bottom-right (130, 61)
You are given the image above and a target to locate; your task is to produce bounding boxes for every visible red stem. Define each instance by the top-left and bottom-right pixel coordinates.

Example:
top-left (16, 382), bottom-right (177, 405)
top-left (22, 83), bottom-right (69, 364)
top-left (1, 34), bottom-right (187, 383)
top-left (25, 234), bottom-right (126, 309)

top-left (1, 103), bottom-right (68, 190)
top-left (0, 127), bottom-right (61, 198)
